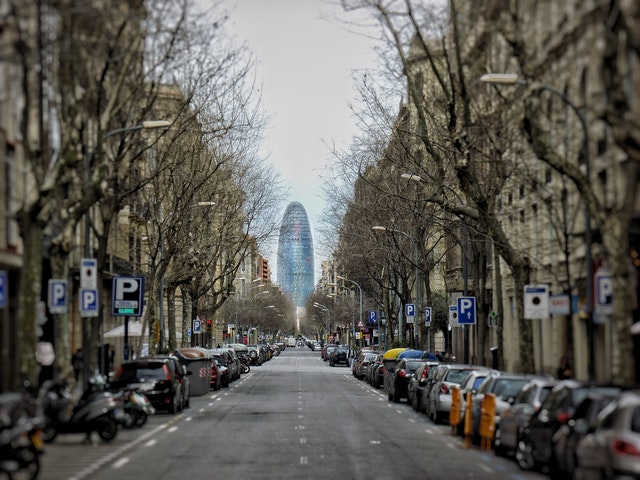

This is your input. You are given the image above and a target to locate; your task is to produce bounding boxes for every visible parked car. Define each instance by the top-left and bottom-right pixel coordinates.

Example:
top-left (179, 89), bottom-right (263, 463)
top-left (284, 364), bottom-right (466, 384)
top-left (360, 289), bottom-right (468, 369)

top-left (494, 377), bottom-right (557, 457)
top-left (454, 368), bottom-right (497, 435)
top-left (329, 346), bottom-right (349, 367)
top-left (365, 354), bottom-right (383, 386)
top-left (424, 364), bottom-right (484, 424)
top-left (468, 372), bottom-right (543, 444)
top-left (111, 355), bottom-right (190, 414)
top-left (407, 362), bottom-right (439, 412)
top-left (211, 348), bottom-right (238, 381)
top-left (381, 348), bottom-right (409, 391)
top-left (515, 380), bottom-right (623, 472)
top-left (550, 391), bottom-right (620, 478)
top-left (387, 358), bottom-right (432, 403)
top-left (353, 351), bottom-right (378, 380)
top-left (323, 345), bottom-right (338, 362)
top-left (418, 364), bottom-right (447, 415)
top-left (573, 390), bottom-right (640, 480)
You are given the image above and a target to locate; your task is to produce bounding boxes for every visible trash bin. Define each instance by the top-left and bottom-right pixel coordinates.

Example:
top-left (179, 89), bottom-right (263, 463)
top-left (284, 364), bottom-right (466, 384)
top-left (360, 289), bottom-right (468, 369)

top-left (174, 347), bottom-right (212, 396)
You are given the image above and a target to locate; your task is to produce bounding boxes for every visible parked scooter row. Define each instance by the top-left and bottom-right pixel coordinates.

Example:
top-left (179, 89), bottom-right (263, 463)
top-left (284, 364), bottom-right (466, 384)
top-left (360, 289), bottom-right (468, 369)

top-left (0, 390), bottom-right (45, 480)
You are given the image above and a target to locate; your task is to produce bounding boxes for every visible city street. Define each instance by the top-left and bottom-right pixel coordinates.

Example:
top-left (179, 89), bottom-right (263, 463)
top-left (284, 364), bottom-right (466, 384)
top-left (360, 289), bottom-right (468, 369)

top-left (39, 348), bottom-right (547, 480)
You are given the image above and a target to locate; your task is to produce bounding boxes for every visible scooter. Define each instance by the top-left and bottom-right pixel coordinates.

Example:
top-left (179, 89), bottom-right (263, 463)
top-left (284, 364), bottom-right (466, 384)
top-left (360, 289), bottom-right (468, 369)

top-left (40, 377), bottom-right (125, 443)
top-left (115, 389), bottom-right (155, 428)
top-left (0, 392), bottom-right (45, 480)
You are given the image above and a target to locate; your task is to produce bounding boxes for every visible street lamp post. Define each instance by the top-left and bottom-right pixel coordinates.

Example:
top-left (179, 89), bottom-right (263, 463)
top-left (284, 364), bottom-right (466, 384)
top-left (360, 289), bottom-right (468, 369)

top-left (371, 226), bottom-right (420, 348)
top-left (480, 73), bottom-right (594, 379)
top-left (336, 275), bottom-right (362, 349)
top-left (313, 302), bottom-right (331, 343)
top-left (82, 120), bottom-right (169, 388)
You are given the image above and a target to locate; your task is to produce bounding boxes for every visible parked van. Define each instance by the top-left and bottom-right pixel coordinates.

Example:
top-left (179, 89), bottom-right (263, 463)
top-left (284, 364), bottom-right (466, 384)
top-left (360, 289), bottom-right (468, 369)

top-left (287, 336), bottom-right (297, 347)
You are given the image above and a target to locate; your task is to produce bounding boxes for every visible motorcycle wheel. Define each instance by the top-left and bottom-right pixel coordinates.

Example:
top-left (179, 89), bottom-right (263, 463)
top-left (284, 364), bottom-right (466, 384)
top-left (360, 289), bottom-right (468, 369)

top-left (42, 425), bottom-right (58, 443)
top-left (18, 447), bottom-right (41, 480)
top-left (134, 412), bottom-right (148, 427)
top-left (97, 419), bottom-right (118, 442)
top-left (242, 364), bottom-right (250, 374)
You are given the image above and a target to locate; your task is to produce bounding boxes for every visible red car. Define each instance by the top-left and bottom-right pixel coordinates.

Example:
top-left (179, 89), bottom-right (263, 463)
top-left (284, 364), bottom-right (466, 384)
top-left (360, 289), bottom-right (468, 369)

top-left (209, 359), bottom-right (221, 391)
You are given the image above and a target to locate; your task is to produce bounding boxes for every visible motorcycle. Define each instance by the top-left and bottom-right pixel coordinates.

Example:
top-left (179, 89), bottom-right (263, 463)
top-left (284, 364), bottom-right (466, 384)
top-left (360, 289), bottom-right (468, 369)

top-left (40, 376), bottom-right (125, 443)
top-left (237, 353), bottom-right (251, 374)
top-left (0, 392), bottom-right (45, 480)
top-left (114, 389), bottom-right (155, 428)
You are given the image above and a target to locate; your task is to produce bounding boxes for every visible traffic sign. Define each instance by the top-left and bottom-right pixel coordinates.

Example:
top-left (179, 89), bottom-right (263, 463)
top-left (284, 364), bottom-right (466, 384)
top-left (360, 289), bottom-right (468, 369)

top-left (405, 303), bottom-right (415, 316)
top-left (48, 279), bottom-right (68, 314)
top-left (595, 271), bottom-right (613, 314)
top-left (368, 310), bottom-right (378, 324)
top-left (0, 270), bottom-right (7, 308)
top-left (524, 285), bottom-right (549, 319)
top-left (424, 307), bottom-right (432, 326)
top-left (449, 305), bottom-right (458, 327)
top-left (111, 276), bottom-right (145, 316)
top-left (457, 296), bottom-right (476, 325)
top-left (80, 288), bottom-right (99, 317)
top-left (80, 258), bottom-right (97, 290)
top-left (193, 317), bottom-right (202, 334)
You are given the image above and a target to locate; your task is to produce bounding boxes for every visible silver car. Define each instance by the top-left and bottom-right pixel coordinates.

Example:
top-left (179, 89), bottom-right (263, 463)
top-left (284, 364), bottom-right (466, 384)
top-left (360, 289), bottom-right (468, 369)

top-left (574, 390), bottom-right (640, 480)
top-left (425, 364), bottom-right (484, 424)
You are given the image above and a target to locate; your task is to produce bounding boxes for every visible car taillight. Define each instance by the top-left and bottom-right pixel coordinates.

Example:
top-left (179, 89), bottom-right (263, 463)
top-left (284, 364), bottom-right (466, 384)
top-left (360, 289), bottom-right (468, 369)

top-left (421, 369), bottom-right (429, 379)
top-left (440, 384), bottom-right (449, 395)
top-left (398, 370), bottom-right (407, 378)
top-left (612, 439), bottom-right (640, 456)
top-left (116, 366), bottom-right (123, 377)
top-left (557, 411), bottom-right (571, 423)
top-left (163, 364), bottom-right (172, 381)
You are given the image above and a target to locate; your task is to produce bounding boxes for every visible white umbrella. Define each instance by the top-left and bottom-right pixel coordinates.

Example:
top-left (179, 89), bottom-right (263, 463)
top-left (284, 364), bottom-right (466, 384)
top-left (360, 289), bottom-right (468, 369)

top-left (104, 321), bottom-right (146, 338)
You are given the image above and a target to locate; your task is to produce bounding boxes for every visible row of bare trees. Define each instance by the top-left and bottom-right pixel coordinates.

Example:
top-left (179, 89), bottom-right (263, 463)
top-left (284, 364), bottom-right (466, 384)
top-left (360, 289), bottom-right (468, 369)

top-left (323, 0), bottom-right (638, 384)
top-left (6, 0), bottom-right (284, 389)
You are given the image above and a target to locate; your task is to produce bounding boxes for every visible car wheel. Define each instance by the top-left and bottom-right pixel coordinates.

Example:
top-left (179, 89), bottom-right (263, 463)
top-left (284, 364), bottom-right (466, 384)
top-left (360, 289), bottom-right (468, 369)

top-left (494, 426), bottom-right (508, 457)
top-left (515, 439), bottom-right (536, 471)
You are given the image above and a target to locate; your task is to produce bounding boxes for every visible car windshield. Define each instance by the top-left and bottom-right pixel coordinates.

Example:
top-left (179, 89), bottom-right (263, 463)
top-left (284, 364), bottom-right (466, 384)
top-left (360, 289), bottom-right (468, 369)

top-left (405, 361), bottom-right (426, 373)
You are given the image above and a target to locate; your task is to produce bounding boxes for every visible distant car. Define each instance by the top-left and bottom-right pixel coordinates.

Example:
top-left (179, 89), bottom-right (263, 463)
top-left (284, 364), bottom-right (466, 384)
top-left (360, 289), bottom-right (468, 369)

top-left (353, 351), bottom-right (378, 380)
top-left (323, 345), bottom-right (338, 362)
top-left (111, 356), bottom-right (190, 414)
top-left (329, 346), bottom-right (349, 367)
top-left (454, 368), bottom-right (497, 435)
top-left (574, 390), bottom-right (640, 480)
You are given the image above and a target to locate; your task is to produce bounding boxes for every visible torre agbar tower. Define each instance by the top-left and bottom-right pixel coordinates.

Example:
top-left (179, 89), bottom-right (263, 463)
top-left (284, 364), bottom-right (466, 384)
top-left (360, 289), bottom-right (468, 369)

top-left (277, 202), bottom-right (315, 307)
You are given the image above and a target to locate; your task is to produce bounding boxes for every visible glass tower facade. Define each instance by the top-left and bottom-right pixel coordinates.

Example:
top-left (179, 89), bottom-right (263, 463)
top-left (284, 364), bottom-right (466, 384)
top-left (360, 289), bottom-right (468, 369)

top-left (277, 202), bottom-right (315, 307)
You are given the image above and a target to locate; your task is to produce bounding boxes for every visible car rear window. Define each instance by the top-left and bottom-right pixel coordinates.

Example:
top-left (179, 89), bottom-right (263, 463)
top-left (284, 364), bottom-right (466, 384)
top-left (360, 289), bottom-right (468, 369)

top-left (493, 379), bottom-right (530, 400)
top-left (119, 363), bottom-right (166, 382)
top-left (445, 369), bottom-right (473, 384)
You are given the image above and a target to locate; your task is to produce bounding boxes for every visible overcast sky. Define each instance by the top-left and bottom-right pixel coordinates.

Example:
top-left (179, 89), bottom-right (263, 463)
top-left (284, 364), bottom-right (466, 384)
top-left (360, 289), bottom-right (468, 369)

top-left (218, 0), bottom-right (380, 281)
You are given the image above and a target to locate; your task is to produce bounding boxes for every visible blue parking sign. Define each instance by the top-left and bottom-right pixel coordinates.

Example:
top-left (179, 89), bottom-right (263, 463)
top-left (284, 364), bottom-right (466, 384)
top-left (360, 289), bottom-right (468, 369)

top-left (405, 303), bottom-right (415, 316)
top-left (48, 279), bottom-right (68, 314)
top-left (368, 310), bottom-right (378, 324)
top-left (424, 307), bottom-right (432, 326)
top-left (80, 289), bottom-right (99, 317)
top-left (457, 296), bottom-right (476, 325)
top-left (0, 270), bottom-right (6, 308)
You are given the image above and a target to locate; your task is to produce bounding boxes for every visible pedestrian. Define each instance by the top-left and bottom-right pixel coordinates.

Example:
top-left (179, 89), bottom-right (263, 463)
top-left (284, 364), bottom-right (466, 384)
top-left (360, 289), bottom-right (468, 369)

top-left (557, 355), bottom-right (573, 379)
top-left (71, 348), bottom-right (83, 381)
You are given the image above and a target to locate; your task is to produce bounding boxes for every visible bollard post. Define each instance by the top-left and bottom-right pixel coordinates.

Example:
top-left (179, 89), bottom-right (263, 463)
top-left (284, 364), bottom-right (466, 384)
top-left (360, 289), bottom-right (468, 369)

top-left (464, 391), bottom-right (473, 448)
top-left (450, 387), bottom-right (461, 434)
top-left (480, 393), bottom-right (496, 450)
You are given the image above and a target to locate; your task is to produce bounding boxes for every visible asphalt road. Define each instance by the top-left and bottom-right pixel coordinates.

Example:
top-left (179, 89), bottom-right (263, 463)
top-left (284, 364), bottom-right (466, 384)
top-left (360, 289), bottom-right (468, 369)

top-left (39, 348), bottom-right (547, 480)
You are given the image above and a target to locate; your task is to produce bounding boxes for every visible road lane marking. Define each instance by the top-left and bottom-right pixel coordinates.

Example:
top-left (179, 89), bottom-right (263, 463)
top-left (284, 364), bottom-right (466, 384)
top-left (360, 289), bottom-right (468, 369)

top-left (300, 438), bottom-right (306, 444)
top-left (300, 456), bottom-right (308, 465)
top-left (168, 426), bottom-right (178, 433)
top-left (112, 458), bottom-right (129, 469)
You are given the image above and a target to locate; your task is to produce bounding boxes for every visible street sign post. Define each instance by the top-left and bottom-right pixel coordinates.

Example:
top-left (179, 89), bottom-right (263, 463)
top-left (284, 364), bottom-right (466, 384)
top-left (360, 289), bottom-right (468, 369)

top-left (457, 296), bottom-right (476, 325)
top-left (524, 285), bottom-right (550, 319)
top-left (368, 310), bottom-right (378, 324)
top-left (111, 276), bottom-right (145, 317)
top-left (193, 318), bottom-right (202, 334)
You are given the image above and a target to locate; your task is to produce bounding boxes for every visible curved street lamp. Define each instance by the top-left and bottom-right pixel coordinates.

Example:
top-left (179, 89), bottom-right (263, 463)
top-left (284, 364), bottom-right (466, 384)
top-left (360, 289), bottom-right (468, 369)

top-left (336, 275), bottom-right (362, 350)
top-left (480, 72), bottom-right (594, 378)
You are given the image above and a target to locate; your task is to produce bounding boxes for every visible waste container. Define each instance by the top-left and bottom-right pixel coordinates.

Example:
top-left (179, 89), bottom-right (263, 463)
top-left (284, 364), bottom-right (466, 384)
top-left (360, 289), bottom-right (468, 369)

top-left (174, 347), bottom-right (212, 396)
